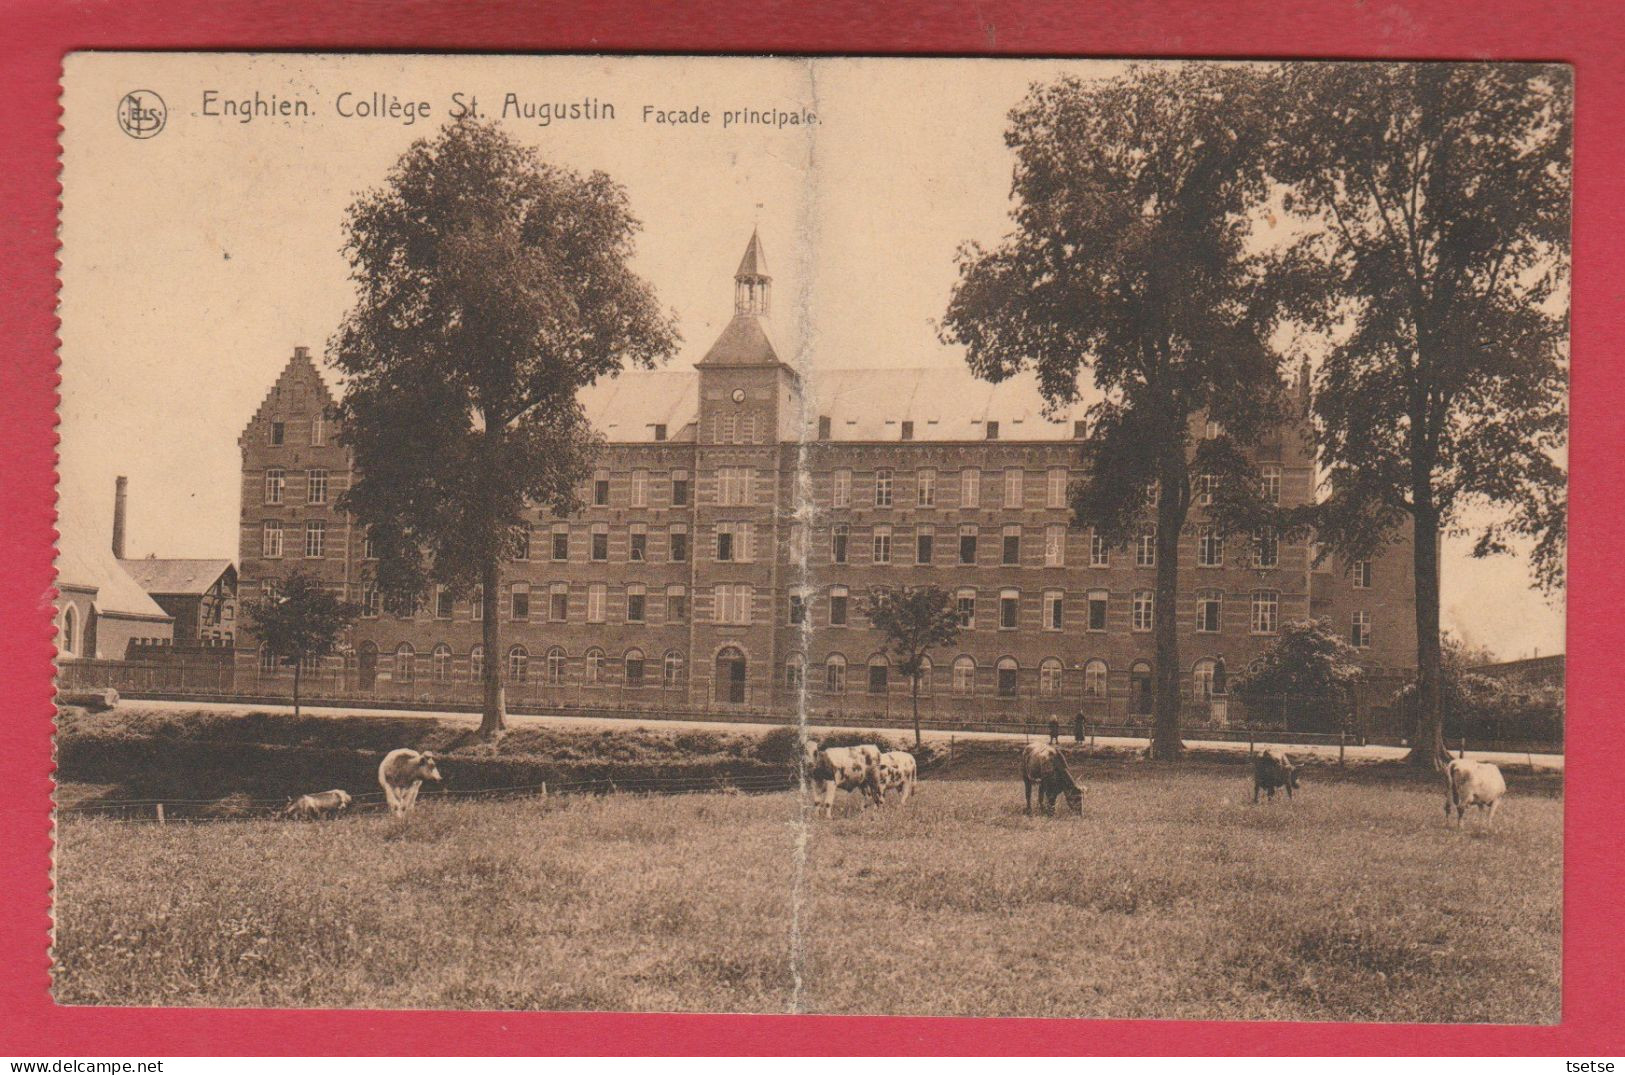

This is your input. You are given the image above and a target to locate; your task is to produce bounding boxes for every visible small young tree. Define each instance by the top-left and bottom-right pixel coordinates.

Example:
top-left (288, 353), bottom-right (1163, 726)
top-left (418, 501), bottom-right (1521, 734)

top-left (333, 119), bottom-right (680, 737)
top-left (1233, 619), bottom-right (1363, 734)
top-left (241, 571), bottom-right (360, 719)
top-left (862, 585), bottom-right (962, 747)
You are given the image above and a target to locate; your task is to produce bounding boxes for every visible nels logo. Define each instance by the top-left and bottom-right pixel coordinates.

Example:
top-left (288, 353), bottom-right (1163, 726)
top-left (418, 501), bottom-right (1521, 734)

top-left (116, 90), bottom-right (167, 139)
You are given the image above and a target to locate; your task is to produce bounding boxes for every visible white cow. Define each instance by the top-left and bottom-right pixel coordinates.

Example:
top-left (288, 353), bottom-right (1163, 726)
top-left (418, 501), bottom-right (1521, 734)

top-left (804, 740), bottom-right (884, 818)
top-left (378, 748), bottom-right (442, 818)
top-left (1444, 757), bottom-right (1506, 828)
top-left (281, 788), bottom-right (352, 820)
top-left (877, 750), bottom-right (917, 804)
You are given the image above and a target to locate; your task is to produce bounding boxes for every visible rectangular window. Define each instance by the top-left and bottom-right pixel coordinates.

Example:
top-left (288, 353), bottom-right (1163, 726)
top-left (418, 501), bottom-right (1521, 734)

top-left (874, 468), bottom-right (893, 508)
top-left (310, 414), bottom-right (326, 446)
top-left (587, 584), bottom-right (607, 623)
top-left (716, 522), bottom-right (751, 562)
top-left (789, 591), bottom-right (807, 626)
top-left (1353, 559), bottom-right (1372, 588)
top-left (552, 524), bottom-right (569, 561)
top-left (515, 525), bottom-right (532, 561)
top-left (788, 523), bottom-right (807, 564)
top-left (900, 420), bottom-right (914, 441)
top-left (1197, 592), bottom-right (1222, 633)
top-left (986, 421), bottom-right (1000, 441)
top-left (630, 469), bottom-right (648, 508)
top-left (818, 415), bottom-right (832, 440)
top-left (872, 525), bottom-right (892, 565)
top-left (1088, 589), bottom-right (1108, 631)
top-left (1132, 590), bottom-right (1154, 632)
top-left (627, 584), bottom-right (646, 624)
top-left (307, 469), bottom-right (328, 505)
top-left (1002, 525), bottom-right (1021, 565)
top-left (360, 586), bottom-right (379, 619)
top-left (1352, 610), bottom-right (1371, 648)
top-left (1199, 528), bottom-right (1223, 568)
top-left (511, 582), bottom-right (530, 622)
top-left (956, 589), bottom-right (976, 628)
top-left (1091, 533), bottom-right (1109, 568)
top-left (1047, 468), bottom-right (1068, 509)
top-left (669, 525), bottom-right (689, 563)
top-left (270, 421), bottom-right (285, 446)
top-left (1196, 473), bottom-right (1215, 507)
top-left (961, 468), bottom-right (980, 508)
top-left (671, 470), bottom-right (690, 507)
top-left (1004, 468), bottom-right (1023, 509)
top-left (593, 470), bottom-right (610, 506)
top-left (832, 524), bottom-right (849, 564)
top-left (1261, 465), bottom-right (1282, 505)
top-left (917, 469), bottom-right (936, 507)
top-left (264, 468), bottom-right (285, 505)
top-left (653, 423), bottom-right (667, 442)
top-left (363, 529), bottom-right (377, 560)
top-left (715, 584), bottom-right (754, 626)
top-left (717, 467), bottom-right (753, 506)
top-left (1137, 530), bottom-right (1156, 568)
top-left (999, 589), bottom-right (1020, 629)
top-left (829, 585), bottom-right (849, 627)
top-left (959, 525), bottom-right (978, 565)
top-left (666, 585), bottom-right (688, 623)
top-left (1255, 529), bottom-right (1280, 569)
top-left (435, 585), bottom-right (452, 619)
top-left (916, 525), bottom-right (934, 565)
top-left (550, 582), bottom-right (569, 623)
top-left (304, 520), bottom-right (325, 558)
top-left (832, 469), bottom-right (852, 508)
top-left (591, 524), bottom-right (609, 562)
top-left (1252, 591), bottom-right (1280, 634)
top-left (629, 523), bottom-right (647, 562)
top-left (1044, 525), bottom-right (1065, 567)
top-left (1042, 590), bottom-right (1064, 631)
top-left (471, 584), bottom-right (483, 621)
top-left (262, 521), bottom-right (283, 558)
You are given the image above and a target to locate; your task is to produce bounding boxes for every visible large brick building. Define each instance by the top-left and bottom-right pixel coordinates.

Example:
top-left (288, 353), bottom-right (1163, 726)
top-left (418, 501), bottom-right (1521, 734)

top-left (236, 232), bottom-right (1416, 721)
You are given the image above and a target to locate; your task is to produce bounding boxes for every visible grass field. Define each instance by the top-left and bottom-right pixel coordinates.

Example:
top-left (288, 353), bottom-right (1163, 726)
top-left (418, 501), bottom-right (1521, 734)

top-left (53, 764), bottom-right (1561, 1022)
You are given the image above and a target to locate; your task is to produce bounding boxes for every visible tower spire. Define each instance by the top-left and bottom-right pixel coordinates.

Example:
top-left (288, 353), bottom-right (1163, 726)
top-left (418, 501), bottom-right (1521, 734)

top-left (734, 228), bottom-right (771, 316)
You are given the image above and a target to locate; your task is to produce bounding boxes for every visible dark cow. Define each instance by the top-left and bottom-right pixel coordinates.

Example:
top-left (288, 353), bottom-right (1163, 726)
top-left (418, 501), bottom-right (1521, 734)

top-left (1253, 748), bottom-right (1300, 803)
top-left (1021, 742), bottom-right (1084, 816)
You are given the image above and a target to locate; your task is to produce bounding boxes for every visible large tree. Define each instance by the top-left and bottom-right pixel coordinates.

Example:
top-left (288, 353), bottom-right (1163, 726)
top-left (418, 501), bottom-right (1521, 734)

top-left (863, 585), bottom-right (963, 747)
top-left (333, 120), bottom-right (680, 737)
top-left (1270, 63), bottom-right (1570, 766)
top-left (242, 571), bottom-right (360, 719)
top-left (942, 63), bottom-right (1286, 759)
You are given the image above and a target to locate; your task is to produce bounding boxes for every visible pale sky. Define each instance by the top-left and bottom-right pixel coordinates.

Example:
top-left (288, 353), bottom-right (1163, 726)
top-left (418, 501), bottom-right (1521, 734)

top-left (57, 54), bottom-right (1565, 660)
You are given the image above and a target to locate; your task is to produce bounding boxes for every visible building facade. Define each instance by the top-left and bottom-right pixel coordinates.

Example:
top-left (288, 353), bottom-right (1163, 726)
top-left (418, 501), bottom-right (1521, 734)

top-left (235, 233), bottom-right (1416, 722)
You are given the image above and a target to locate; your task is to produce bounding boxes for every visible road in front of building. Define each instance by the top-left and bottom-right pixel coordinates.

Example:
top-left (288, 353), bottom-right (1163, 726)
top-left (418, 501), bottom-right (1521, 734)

top-left (116, 698), bottom-right (1565, 771)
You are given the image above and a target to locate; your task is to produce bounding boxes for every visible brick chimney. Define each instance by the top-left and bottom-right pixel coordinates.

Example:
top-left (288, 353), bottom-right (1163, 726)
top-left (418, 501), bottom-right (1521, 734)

top-left (112, 475), bottom-right (128, 559)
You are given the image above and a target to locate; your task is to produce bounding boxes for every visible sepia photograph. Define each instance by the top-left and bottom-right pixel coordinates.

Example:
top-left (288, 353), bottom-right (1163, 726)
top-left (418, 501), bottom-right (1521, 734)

top-left (51, 53), bottom-right (1568, 1023)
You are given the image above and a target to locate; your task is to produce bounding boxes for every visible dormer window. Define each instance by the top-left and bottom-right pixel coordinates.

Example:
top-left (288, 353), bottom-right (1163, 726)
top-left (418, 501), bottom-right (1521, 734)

top-left (653, 424), bottom-right (667, 442)
top-left (1073, 420), bottom-right (1087, 439)
top-left (901, 421), bottom-right (914, 441)
top-left (818, 415), bottom-right (832, 440)
top-left (986, 421), bottom-right (1000, 441)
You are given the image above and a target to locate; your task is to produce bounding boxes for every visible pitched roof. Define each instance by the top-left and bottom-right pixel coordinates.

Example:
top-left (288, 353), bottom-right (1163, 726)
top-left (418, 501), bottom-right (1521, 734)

top-left (119, 557), bottom-right (235, 596)
top-left (806, 366), bottom-right (1093, 441)
top-left (55, 489), bottom-right (172, 621)
top-left (697, 314), bottom-right (782, 368)
top-left (578, 370), bottom-right (699, 441)
top-left (735, 229), bottom-right (769, 278)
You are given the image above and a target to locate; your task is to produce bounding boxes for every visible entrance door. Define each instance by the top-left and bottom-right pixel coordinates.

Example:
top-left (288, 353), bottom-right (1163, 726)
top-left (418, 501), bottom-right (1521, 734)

top-left (358, 642), bottom-right (377, 691)
top-left (717, 647), bottom-right (746, 704)
top-left (1130, 661), bottom-right (1153, 716)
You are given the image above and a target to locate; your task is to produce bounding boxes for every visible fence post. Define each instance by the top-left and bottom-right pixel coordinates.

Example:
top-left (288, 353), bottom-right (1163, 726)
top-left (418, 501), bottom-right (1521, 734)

top-left (155, 803), bottom-right (165, 825)
top-left (1338, 727), bottom-right (1346, 767)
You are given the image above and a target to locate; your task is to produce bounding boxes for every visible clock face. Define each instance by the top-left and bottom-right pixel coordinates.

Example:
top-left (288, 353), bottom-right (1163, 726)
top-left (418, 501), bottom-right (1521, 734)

top-left (731, 388), bottom-right (746, 403)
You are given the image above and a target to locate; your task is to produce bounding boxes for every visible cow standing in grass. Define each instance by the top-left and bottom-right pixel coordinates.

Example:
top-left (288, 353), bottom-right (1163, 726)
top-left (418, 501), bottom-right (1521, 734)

top-left (281, 789), bottom-right (352, 820)
top-left (379, 748), bottom-right (442, 819)
top-left (1444, 757), bottom-right (1506, 828)
top-left (1253, 749), bottom-right (1300, 803)
top-left (804, 740), bottom-right (884, 818)
top-left (877, 750), bottom-right (917, 804)
top-left (1021, 742), bottom-right (1083, 816)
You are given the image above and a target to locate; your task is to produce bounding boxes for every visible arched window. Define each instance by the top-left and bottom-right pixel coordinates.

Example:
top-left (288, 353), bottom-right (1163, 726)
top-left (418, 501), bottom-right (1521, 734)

top-left (867, 653), bottom-right (889, 694)
top-left (1084, 659), bottom-right (1108, 699)
top-left (59, 605), bottom-right (78, 658)
top-left (1193, 658), bottom-right (1217, 700)
top-left (825, 653), bottom-right (847, 694)
top-left (663, 650), bottom-right (685, 687)
top-left (469, 645), bottom-right (483, 683)
top-left (952, 655), bottom-right (976, 695)
top-left (785, 652), bottom-right (806, 691)
top-left (584, 647), bottom-right (604, 685)
top-left (915, 655), bottom-right (933, 696)
top-left (432, 643), bottom-right (452, 682)
top-left (394, 643), bottom-right (415, 684)
top-left (546, 646), bottom-right (567, 685)
top-left (996, 656), bottom-right (1020, 698)
top-left (624, 648), bottom-right (646, 686)
top-left (508, 645), bottom-right (529, 683)
top-left (1039, 657), bottom-right (1064, 696)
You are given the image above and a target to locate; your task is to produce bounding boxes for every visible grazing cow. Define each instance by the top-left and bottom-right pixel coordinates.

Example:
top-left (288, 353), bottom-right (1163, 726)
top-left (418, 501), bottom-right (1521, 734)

top-left (281, 788), bottom-right (352, 820)
top-left (1021, 742), bottom-right (1084, 817)
top-left (1444, 758), bottom-right (1506, 828)
top-left (803, 740), bottom-right (884, 818)
top-left (877, 750), bottom-right (917, 804)
top-left (1253, 748), bottom-right (1300, 803)
top-left (378, 748), bottom-right (442, 818)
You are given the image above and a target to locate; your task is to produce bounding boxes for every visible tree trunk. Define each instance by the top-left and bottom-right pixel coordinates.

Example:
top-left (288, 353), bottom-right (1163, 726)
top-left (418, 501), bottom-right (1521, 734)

top-left (911, 673), bottom-right (922, 748)
top-left (292, 659), bottom-right (302, 721)
top-left (1151, 472), bottom-right (1188, 760)
top-left (479, 558), bottom-right (507, 738)
top-left (1405, 507), bottom-right (1445, 767)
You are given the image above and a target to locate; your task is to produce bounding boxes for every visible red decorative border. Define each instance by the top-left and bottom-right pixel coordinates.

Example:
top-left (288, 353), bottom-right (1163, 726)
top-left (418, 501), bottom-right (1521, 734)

top-left (3, 0), bottom-right (1621, 1056)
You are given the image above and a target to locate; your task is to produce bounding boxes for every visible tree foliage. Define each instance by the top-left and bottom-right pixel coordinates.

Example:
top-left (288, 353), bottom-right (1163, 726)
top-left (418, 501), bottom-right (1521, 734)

top-left (941, 63), bottom-right (1288, 758)
top-left (332, 119), bottom-right (680, 735)
top-left (1233, 619), bottom-right (1363, 732)
top-left (863, 585), bottom-right (962, 746)
top-left (241, 571), bottom-right (360, 718)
